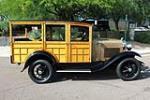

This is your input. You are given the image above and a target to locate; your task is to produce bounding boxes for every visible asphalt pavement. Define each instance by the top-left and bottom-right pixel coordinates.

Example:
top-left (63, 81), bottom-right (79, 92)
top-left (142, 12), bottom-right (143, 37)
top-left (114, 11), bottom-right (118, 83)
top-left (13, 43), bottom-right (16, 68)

top-left (0, 56), bottom-right (150, 100)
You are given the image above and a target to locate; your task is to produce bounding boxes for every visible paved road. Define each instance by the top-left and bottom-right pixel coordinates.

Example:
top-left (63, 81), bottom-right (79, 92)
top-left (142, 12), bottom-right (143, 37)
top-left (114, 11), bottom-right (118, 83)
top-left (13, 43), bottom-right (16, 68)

top-left (0, 55), bottom-right (150, 100)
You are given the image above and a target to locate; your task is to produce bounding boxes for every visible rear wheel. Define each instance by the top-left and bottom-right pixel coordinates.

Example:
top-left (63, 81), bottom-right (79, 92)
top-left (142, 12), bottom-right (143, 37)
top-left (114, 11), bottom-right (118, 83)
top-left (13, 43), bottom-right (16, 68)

top-left (116, 58), bottom-right (141, 81)
top-left (28, 59), bottom-right (55, 84)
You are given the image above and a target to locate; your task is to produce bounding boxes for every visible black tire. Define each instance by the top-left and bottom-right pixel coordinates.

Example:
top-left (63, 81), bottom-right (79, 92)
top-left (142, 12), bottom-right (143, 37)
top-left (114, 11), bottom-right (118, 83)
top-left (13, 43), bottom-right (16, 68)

top-left (28, 59), bottom-right (55, 84)
top-left (116, 58), bottom-right (141, 81)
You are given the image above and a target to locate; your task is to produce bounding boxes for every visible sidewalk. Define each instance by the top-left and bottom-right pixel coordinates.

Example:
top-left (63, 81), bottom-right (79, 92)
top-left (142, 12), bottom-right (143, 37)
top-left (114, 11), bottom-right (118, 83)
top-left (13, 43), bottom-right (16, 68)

top-left (132, 48), bottom-right (150, 55)
top-left (132, 42), bottom-right (150, 55)
top-left (0, 46), bottom-right (11, 57)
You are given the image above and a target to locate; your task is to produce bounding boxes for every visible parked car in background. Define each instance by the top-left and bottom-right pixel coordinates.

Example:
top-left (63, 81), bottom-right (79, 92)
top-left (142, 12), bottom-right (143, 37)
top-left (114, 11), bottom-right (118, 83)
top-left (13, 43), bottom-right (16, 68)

top-left (143, 25), bottom-right (150, 29)
top-left (134, 27), bottom-right (150, 32)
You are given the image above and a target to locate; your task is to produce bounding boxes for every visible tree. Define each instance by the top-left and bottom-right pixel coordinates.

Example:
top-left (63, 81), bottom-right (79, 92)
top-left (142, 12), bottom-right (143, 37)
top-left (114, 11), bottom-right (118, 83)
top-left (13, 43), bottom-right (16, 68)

top-left (0, 0), bottom-right (149, 30)
top-left (109, 0), bottom-right (136, 30)
top-left (0, 0), bottom-right (26, 19)
top-left (0, 0), bottom-right (112, 21)
top-left (79, 0), bottom-right (112, 20)
top-left (132, 0), bottom-right (150, 26)
top-left (39, 0), bottom-right (83, 20)
top-left (0, 1), bottom-right (8, 32)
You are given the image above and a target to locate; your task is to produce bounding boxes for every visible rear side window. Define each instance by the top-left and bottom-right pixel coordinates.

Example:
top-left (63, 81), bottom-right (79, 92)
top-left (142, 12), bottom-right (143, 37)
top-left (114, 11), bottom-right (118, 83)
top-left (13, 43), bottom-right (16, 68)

top-left (12, 24), bottom-right (42, 41)
top-left (46, 25), bottom-right (65, 41)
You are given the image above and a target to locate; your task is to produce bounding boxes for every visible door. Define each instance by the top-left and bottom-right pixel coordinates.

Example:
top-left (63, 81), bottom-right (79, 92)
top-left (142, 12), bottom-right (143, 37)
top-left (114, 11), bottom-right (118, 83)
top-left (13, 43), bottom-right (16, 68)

top-left (45, 22), bottom-right (68, 63)
top-left (69, 24), bottom-right (92, 63)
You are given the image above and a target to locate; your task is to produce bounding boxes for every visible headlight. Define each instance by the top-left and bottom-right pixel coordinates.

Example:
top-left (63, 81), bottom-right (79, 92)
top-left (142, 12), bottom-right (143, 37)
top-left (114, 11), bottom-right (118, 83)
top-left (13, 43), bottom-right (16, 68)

top-left (126, 44), bottom-right (132, 50)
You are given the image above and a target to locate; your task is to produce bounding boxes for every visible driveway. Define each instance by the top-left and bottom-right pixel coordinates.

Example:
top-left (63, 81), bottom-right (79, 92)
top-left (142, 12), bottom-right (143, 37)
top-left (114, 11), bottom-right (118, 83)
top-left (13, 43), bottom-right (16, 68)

top-left (0, 56), bottom-right (150, 100)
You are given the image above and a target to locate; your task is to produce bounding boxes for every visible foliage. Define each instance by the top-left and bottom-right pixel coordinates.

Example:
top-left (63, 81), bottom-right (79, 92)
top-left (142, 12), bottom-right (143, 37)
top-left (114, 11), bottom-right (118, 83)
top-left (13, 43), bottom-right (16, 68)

top-left (130, 0), bottom-right (150, 26)
top-left (0, 0), bottom-right (149, 31)
top-left (78, 0), bottom-right (112, 20)
top-left (109, 0), bottom-right (138, 30)
top-left (0, 19), bottom-right (8, 31)
top-left (134, 31), bottom-right (150, 44)
top-left (39, 0), bottom-right (81, 20)
top-left (0, 31), bottom-right (2, 36)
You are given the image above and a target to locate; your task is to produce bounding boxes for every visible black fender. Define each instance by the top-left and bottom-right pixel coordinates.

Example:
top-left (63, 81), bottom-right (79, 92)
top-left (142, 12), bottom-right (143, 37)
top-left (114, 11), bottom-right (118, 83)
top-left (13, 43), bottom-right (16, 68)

top-left (21, 51), bottom-right (57, 72)
top-left (92, 51), bottom-right (141, 72)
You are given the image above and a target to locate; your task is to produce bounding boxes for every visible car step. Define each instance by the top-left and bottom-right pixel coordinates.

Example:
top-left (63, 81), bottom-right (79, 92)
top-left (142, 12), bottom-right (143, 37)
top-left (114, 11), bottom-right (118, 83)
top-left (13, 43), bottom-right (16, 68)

top-left (56, 69), bottom-right (91, 73)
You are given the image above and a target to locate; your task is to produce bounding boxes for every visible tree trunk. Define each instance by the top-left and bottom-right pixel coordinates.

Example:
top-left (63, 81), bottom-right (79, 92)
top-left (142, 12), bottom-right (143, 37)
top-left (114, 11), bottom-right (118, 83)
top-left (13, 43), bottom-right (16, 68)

top-left (114, 20), bottom-right (119, 31)
top-left (70, 15), bottom-right (74, 21)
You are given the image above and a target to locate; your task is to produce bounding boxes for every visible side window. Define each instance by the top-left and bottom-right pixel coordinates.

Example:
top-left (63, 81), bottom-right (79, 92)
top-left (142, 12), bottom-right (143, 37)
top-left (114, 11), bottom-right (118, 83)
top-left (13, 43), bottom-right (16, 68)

top-left (71, 26), bottom-right (89, 41)
top-left (46, 25), bottom-right (65, 41)
top-left (12, 24), bottom-right (41, 41)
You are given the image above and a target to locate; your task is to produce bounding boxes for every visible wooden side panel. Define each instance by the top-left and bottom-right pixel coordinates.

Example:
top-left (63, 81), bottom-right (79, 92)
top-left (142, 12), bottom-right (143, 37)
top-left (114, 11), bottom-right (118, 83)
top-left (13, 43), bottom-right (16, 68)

top-left (46, 42), bottom-right (67, 63)
top-left (12, 42), bottom-right (42, 63)
top-left (70, 43), bottom-right (90, 63)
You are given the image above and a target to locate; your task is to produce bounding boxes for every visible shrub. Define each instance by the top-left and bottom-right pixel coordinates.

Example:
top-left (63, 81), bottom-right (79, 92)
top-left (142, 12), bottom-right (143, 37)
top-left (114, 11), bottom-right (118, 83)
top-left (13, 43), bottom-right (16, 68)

top-left (93, 30), bottom-right (130, 41)
top-left (134, 31), bottom-right (150, 44)
top-left (0, 31), bottom-right (2, 36)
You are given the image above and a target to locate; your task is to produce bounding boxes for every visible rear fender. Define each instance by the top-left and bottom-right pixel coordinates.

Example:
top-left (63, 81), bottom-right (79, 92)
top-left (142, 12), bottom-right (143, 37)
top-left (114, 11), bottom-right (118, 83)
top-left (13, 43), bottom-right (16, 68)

top-left (21, 51), bottom-right (57, 72)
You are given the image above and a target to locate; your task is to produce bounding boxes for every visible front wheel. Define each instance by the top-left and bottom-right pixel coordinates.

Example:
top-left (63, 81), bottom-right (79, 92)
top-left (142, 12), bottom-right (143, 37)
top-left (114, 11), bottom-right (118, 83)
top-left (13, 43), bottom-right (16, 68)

top-left (116, 58), bottom-right (141, 81)
top-left (28, 59), bottom-right (55, 84)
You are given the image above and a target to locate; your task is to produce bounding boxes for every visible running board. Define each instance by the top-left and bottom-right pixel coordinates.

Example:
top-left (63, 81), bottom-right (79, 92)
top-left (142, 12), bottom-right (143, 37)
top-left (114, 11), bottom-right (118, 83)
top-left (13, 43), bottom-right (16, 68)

top-left (56, 69), bottom-right (91, 73)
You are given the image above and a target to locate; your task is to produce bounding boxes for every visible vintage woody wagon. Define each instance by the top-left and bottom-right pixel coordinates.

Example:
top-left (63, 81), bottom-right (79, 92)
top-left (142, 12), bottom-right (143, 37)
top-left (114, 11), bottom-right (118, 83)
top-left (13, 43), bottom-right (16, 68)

top-left (9, 20), bottom-right (142, 83)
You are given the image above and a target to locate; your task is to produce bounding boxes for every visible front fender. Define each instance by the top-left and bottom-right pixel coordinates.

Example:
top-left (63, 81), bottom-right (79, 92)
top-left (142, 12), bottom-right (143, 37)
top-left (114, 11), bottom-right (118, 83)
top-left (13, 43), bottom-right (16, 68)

top-left (92, 51), bottom-right (141, 72)
top-left (105, 51), bottom-right (141, 66)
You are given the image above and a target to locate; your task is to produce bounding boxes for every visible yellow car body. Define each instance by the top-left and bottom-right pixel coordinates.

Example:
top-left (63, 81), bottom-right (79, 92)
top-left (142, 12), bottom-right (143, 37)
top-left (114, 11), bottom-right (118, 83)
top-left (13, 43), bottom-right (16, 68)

top-left (10, 21), bottom-right (92, 64)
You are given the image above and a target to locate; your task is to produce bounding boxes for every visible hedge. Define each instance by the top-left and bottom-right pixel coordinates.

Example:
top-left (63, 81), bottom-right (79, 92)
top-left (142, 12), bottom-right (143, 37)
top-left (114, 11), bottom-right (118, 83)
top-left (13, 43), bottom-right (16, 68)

top-left (0, 31), bottom-right (2, 36)
top-left (134, 31), bottom-right (150, 44)
top-left (93, 30), bottom-right (131, 41)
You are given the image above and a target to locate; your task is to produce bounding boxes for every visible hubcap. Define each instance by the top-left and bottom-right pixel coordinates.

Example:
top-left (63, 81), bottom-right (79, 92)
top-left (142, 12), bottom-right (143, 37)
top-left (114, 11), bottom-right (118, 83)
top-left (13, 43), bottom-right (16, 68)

top-left (33, 63), bottom-right (50, 81)
top-left (128, 68), bottom-right (132, 72)
top-left (121, 61), bottom-right (138, 78)
top-left (38, 70), bottom-right (43, 75)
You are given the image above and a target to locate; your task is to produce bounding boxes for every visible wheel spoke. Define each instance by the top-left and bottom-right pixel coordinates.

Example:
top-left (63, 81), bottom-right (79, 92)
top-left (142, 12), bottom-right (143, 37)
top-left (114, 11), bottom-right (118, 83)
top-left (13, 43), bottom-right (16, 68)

top-left (32, 63), bottom-right (50, 80)
top-left (124, 73), bottom-right (129, 77)
top-left (122, 69), bottom-right (129, 73)
top-left (119, 59), bottom-right (139, 79)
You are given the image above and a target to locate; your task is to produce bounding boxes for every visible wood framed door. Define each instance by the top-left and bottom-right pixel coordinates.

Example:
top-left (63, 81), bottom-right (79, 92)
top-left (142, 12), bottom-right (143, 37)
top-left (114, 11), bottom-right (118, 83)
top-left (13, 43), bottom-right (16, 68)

top-left (45, 22), bottom-right (68, 63)
top-left (69, 24), bottom-right (92, 63)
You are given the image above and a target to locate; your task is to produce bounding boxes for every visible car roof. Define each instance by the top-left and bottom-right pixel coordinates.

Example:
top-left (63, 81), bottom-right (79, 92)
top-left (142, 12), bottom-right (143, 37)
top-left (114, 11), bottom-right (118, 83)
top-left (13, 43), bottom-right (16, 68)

top-left (9, 20), bottom-right (93, 26)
